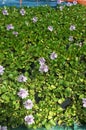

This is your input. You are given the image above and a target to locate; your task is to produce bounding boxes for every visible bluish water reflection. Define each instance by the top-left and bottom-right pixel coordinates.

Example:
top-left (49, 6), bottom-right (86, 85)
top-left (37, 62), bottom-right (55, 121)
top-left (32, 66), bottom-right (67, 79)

top-left (0, 0), bottom-right (57, 7)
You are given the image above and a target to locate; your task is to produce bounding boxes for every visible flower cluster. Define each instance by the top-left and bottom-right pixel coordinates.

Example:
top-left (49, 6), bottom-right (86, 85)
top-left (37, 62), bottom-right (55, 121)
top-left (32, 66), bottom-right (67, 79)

top-left (38, 58), bottom-right (48, 73)
top-left (2, 10), bottom-right (19, 37)
top-left (0, 64), bottom-right (34, 126)
top-left (17, 88), bottom-right (34, 125)
top-left (6, 24), bottom-right (18, 37)
top-left (59, 1), bottom-right (77, 11)
top-left (38, 52), bottom-right (57, 73)
top-left (66, 0), bottom-right (77, 6)
top-left (67, 2), bottom-right (73, 6)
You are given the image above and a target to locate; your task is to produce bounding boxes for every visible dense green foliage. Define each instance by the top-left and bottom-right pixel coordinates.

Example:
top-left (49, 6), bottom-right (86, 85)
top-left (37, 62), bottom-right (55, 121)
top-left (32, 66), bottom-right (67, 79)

top-left (0, 4), bottom-right (86, 130)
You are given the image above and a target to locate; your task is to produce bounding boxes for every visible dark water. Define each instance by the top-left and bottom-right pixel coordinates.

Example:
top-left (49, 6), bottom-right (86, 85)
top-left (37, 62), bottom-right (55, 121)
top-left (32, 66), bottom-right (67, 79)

top-left (0, 0), bottom-right (57, 7)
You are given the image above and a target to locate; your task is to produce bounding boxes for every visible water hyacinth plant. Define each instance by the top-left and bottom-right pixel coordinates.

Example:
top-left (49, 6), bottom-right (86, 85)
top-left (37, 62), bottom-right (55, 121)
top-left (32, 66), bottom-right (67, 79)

top-left (0, 3), bottom-right (86, 130)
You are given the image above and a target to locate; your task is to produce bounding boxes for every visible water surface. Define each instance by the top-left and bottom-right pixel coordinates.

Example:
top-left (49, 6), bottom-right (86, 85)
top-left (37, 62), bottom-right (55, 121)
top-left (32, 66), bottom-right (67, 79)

top-left (0, 0), bottom-right (57, 7)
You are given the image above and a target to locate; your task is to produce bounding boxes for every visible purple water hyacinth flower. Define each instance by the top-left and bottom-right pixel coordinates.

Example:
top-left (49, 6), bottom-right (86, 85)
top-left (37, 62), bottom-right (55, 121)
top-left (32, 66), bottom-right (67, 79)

top-left (83, 103), bottom-right (86, 107)
top-left (24, 115), bottom-right (34, 125)
top-left (2, 9), bottom-right (8, 15)
top-left (20, 9), bottom-right (26, 15)
top-left (23, 99), bottom-right (33, 109)
top-left (12, 31), bottom-right (18, 37)
top-left (69, 25), bottom-right (76, 31)
top-left (0, 65), bottom-right (5, 75)
top-left (73, 0), bottom-right (77, 5)
top-left (17, 74), bottom-right (27, 82)
top-left (38, 57), bottom-right (46, 65)
top-left (82, 98), bottom-right (86, 104)
top-left (48, 26), bottom-right (53, 32)
top-left (69, 36), bottom-right (74, 42)
top-left (17, 88), bottom-right (28, 99)
top-left (39, 64), bottom-right (48, 73)
top-left (82, 98), bottom-right (86, 108)
top-left (57, 0), bottom-right (61, 4)
top-left (67, 2), bottom-right (73, 6)
top-left (1, 126), bottom-right (7, 130)
top-left (50, 52), bottom-right (57, 60)
top-left (32, 17), bottom-right (38, 23)
top-left (6, 24), bottom-right (14, 30)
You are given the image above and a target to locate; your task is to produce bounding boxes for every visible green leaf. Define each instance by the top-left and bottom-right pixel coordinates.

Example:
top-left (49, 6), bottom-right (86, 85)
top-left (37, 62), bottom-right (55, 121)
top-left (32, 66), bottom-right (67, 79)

top-left (45, 123), bottom-right (51, 130)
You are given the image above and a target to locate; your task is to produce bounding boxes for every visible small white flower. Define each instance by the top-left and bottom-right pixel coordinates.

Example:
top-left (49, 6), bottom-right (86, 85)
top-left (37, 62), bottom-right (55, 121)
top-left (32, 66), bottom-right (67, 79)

top-left (17, 88), bottom-right (28, 99)
top-left (59, 6), bottom-right (64, 11)
top-left (24, 115), bottom-right (34, 125)
top-left (50, 52), bottom-right (57, 60)
top-left (2, 9), bottom-right (9, 15)
top-left (23, 99), bottom-right (33, 109)
top-left (69, 36), bottom-right (74, 42)
top-left (48, 26), bottom-right (53, 32)
top-left (20, 9), bottom-right (26, 15)
top-left (17, 74), bottom-right (27, 82)
top-left (32, 17), bottom-right (38, 23)
top-left (12, 31), bottom-right (18, 37)
top-left (82, 98), bottom-right (86, 108)
top-left (79, 42), bottom-right (83, 47)
top-left (69, 25), bottom-right (76, 31)
top-left (0, 65), bottom-right (5, 75)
